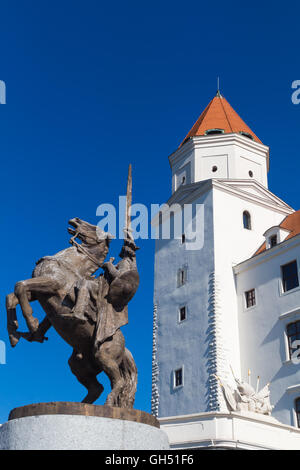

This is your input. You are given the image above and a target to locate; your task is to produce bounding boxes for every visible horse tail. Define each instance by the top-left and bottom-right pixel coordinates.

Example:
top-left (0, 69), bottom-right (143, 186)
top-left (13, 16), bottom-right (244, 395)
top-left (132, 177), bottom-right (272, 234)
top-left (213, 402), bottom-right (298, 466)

top-left (117, 347), bottom-right (137, 408)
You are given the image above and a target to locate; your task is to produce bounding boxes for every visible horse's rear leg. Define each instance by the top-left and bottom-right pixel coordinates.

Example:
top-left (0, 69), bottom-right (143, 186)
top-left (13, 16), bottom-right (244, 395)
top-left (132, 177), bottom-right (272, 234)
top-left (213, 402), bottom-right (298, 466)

top-left (14, 282), bottom-right (38, 333)
top-left (95, 331), bottom-right (125, 407)
top-left (14, 277), bottom-right (60, 333)
top-left (6, 293), bottom-right (20, 347)
top-left (6, 291), bottom-right (37, 347)
top-left (101, 356), bottom-right (125, 406)
top-left (68, 350), bottom-right (104, 404)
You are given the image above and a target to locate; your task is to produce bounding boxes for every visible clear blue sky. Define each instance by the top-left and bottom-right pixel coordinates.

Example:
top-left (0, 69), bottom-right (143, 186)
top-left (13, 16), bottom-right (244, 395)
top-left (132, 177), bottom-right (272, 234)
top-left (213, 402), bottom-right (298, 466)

top-left (0, 0), bottom-right (300, 423)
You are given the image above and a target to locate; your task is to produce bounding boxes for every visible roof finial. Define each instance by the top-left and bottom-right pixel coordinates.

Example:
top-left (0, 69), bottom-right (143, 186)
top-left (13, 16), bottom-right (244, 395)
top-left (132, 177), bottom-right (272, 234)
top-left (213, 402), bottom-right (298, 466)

top-left (216, 77), bottom-right (221, 97)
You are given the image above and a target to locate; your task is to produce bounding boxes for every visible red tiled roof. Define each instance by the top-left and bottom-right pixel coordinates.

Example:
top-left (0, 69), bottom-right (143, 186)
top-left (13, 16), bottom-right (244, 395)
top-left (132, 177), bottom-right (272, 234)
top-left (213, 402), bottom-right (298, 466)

top-left (180, 94), bottom-right (262, 147)
top-left (280, 211), bottom-right (300, 240)
top-left (254, 210), bottom-right (300, 256)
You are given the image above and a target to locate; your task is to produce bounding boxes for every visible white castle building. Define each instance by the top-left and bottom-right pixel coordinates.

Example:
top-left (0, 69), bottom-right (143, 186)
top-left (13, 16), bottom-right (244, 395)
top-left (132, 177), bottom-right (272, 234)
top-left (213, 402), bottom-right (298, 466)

top-left (151, 92), bottom-right (300, 449)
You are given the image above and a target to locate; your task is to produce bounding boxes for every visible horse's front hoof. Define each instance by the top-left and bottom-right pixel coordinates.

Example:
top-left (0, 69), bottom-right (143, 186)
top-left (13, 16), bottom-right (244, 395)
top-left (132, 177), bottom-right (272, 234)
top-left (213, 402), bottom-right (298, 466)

top-left (26, 316), bottom-right (39, 333)
top-left (9, 332), bottom-right (20, 348)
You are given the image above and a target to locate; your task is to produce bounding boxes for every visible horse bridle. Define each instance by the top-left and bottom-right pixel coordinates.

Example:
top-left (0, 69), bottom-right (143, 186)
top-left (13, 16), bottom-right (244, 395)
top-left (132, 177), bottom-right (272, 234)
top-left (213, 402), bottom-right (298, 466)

top-left (69, 233), bottom-right (105, 269)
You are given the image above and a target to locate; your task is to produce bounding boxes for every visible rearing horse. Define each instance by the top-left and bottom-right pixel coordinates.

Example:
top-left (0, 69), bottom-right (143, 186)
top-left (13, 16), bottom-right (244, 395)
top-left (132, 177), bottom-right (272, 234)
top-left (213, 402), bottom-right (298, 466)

top-left (6, 217), bottom-right (139, 407)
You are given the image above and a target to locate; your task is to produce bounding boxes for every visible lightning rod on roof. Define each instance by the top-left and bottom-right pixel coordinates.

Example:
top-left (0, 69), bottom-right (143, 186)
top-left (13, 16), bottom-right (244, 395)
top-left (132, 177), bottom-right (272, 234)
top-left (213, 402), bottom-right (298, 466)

top-left (216, 77), bottom-right (221, 97)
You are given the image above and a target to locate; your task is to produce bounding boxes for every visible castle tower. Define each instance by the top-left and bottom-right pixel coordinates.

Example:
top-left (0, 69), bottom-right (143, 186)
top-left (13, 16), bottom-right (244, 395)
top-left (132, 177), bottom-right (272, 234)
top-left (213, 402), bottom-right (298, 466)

top-left (151, 93), bottom-right (300, 449)
top-left (170, 92), bottom-right (269, 193)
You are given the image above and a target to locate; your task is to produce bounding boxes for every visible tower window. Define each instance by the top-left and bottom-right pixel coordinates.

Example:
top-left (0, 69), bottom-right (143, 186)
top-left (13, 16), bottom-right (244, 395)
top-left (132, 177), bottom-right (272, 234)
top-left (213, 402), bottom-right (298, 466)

top-left (295, 398), bottom-right (300, 428)
top-left (177, 267), bottom-right (187, 287)
top-left (281, 261), bottom-right (299, 292)
top-left (249, 170), bottom-right (253, 177)
top-left (269, 235), bottom-right (277, 248)
top-left (179, 306), bottom-right (187, 322)
top-left (287, 321), bottom-right (300, 359)
top-left (205, 128), bottom-right (224, 136)
top-left (245, 289), bottom-right (256, 308)
top-left (181, 176), bottom-right (186, 185)
top-left (212, 165), bottom-right (218, 172)
top-left (181, 233), bottom-right (186, 244)
top-left (240, 131), bottom-right (254, 140)
top-left (174, 367), bottom-right (183, 388)
top-left (243, 211), bottom-right (251, 230)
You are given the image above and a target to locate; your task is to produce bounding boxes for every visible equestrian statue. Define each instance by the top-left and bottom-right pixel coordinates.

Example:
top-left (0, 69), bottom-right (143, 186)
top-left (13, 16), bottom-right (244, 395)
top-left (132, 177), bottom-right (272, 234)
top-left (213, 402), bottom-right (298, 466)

top-left (5, 165), bottom-right (139, 408)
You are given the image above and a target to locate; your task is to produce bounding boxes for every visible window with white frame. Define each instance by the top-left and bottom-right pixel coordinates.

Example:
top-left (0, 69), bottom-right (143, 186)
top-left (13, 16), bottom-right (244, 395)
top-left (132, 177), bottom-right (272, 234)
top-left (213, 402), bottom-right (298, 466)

top-left (179, 306), bottom-right (187, 322)
top-left (281, 260), bottom-right (299, 293)
top-left (245, 288), bottom-right (256, 308)
top-left (243, 211), bottom-right (251, 230)
top-left (177, 267), bottom-right (187, 287)
top-left (174, 367), bottom-right (183, 388)
top-left (269, 235), bottom-right (277, 248)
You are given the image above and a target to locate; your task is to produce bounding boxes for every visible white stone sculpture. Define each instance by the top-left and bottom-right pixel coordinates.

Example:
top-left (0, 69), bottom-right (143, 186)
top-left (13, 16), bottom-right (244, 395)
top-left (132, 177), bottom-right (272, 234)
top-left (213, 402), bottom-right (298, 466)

top-left (216, 372), bottom-right (273, 416)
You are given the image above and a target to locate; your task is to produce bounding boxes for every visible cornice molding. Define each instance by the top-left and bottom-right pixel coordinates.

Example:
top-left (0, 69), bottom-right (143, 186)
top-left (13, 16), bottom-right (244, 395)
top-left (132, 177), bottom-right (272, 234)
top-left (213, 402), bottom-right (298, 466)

top-left (212, 179), bottom-right (294, 214)
top-left (169, 133), bottom-right (270, 169)
top-left (151, 179), bottom-right (293, 228)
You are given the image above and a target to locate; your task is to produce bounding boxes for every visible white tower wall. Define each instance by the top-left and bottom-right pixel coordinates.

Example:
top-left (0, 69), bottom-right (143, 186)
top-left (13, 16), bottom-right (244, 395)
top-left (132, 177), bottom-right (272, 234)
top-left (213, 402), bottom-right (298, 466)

top-left (212, 183), bottom-right (292, 393)
top-left (170, 134), bottom-right (269, 193)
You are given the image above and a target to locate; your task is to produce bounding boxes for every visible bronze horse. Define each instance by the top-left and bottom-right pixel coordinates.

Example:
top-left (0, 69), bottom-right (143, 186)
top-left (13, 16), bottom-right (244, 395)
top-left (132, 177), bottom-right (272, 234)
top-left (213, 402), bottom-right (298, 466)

top-left (6, 217), bottom-right (139, 407)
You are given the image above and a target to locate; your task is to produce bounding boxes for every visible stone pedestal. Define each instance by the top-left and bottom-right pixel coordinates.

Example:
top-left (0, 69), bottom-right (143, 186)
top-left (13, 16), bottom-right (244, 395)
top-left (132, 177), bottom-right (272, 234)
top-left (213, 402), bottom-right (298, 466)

top-left (0, 402), bottom-right (169, 450)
